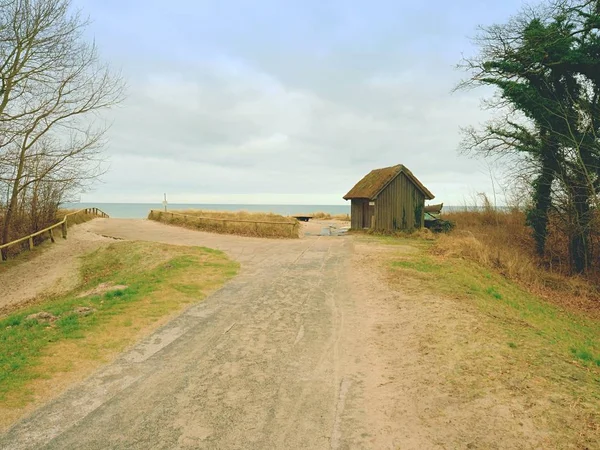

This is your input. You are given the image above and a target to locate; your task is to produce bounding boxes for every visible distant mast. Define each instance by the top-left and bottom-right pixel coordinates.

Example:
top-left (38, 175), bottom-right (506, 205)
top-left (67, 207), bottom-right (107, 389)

top-left (163, 193), bottom-right (168, 212)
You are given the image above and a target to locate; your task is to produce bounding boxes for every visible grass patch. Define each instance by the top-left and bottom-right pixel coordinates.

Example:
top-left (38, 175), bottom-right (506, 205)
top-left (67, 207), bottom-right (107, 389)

top-left (392, 258), bottom-right (440, 273)
top-left (485, 286), bottom-right (503, 299)
top-left (439, 209), bottom-right (600, 315)
top-left (148, 209), bottom-right (300, 239)
top-left (406, 251), bottom-right (599, 372)
top-left (0, 241), bottom-right (238, 427)
top-left (369, 234), bottom-right (600, 445)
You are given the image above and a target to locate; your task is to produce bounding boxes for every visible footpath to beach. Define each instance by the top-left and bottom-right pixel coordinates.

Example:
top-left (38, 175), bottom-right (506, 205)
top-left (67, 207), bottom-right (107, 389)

top-left (0, 219), bottom-right (582, 449)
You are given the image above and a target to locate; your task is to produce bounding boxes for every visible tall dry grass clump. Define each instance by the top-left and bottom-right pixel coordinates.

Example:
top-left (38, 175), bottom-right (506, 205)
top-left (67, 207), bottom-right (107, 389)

top-left (310, 211), bottom-right (350, 221)
top-left (436, 206), bottom-right (600, 314)
top-left (436, 209), bottom-right (537, 282)
top-left (148, 210), bottom-right (300, 239)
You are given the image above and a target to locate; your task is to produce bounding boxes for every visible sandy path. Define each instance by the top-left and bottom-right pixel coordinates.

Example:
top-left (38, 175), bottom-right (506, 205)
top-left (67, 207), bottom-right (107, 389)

top-left (0, 219), bottom-right (549, 449)
top-left (1, 219), bottom-right (359, 449)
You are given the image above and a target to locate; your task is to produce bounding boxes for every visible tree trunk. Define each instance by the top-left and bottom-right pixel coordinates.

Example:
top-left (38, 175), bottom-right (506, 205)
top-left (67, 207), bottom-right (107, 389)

top-left (569, 184), bottom-right (592, 273)
top-left (1, 185), bottom-right (20, 261)
top-left (527, 135), bottom-right (558, 257)
top-left (1, 140), bottom-right (27, 260)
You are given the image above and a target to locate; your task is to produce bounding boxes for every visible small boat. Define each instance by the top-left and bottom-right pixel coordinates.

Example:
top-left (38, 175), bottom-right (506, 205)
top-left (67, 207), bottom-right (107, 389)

top-left (424, 203), bottom-right (443, 214)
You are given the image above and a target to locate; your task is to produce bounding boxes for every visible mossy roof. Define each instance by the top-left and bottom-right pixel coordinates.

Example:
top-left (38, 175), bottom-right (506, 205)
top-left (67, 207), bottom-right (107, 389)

top-left (343, 164), bottom-right (434, 200)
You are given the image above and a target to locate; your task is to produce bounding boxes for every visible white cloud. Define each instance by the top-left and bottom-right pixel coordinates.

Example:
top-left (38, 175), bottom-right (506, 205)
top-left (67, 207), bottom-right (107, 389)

top-left (83, 54), bottom-right (499, 205)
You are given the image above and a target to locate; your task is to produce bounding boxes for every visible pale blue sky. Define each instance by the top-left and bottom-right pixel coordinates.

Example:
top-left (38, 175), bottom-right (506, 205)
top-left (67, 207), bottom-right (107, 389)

top-left (75, 0), bottom-right (526, 205)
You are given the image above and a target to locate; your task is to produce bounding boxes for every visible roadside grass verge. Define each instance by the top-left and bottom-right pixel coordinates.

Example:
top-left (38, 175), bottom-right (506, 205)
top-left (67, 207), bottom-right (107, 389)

top-left (0, 241), bottom-right (238, 429)
top-left (386, 236), bottom-right (600, 370)
top-left (366, 235), bottom-right (600, 445)
top-left (441, 209), bottom-right (600, 315)
top-left (148, 209), bottom-right (300, 239)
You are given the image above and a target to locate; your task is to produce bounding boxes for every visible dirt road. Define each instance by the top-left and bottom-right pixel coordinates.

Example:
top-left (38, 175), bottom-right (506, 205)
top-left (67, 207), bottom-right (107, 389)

top-left (1, 219), bottom-right (551, 449)
top-left (1, 220), bottom-right (365, 449)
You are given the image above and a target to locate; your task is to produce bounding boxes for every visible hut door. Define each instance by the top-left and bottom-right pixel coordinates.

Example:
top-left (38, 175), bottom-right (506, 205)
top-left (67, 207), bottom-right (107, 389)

top-left (362, 202), bottom-right (369, 228)
top-left (362, 201), bottom-right (374, 228)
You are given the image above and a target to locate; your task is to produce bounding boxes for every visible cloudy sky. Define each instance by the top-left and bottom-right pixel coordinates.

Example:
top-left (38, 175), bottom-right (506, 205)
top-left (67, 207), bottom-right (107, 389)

top-left (75, 0), bottom-right (524, 205)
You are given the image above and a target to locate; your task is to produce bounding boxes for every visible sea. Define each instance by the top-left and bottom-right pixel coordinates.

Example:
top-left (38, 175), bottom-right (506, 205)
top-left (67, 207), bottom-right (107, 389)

top-left (63, 203), bottom-right (352, 219)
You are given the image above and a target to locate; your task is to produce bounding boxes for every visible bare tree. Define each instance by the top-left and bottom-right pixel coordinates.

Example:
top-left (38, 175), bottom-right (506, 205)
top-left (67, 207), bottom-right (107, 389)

top-left (0, 0), bottom-right (124, 259)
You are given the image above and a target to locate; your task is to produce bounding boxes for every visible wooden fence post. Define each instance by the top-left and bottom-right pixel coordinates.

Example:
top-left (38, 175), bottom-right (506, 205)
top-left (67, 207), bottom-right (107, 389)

top-left (28, 237), bottom-right (34, 251)
top-left (62, 220), bottom-right (67, 239)
top-left (49, 228), bottom-right (55, 243)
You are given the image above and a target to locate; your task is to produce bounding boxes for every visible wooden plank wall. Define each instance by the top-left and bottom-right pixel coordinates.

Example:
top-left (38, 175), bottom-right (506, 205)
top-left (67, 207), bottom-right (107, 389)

top-left (374, 172), bottom-right (425, 231)
top-left (350, 199), bottom-right (366, 229)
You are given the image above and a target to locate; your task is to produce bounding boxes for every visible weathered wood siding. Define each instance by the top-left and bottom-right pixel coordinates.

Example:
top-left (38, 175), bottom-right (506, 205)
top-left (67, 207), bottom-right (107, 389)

top-left (350, 199), bottom-right (367, 229)
top-left (374, 172), bottom-right (425, 231)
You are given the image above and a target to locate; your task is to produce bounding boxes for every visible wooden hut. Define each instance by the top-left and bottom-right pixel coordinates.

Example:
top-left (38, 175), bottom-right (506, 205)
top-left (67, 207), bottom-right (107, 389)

top-left (343, 164), bottom-right (434, 231)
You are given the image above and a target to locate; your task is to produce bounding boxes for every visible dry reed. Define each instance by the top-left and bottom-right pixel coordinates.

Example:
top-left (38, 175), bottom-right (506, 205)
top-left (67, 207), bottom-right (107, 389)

top-left (148, 209), bottom-right (300, 239)
top-left (310, 211), bottom-right (350, 221)
top-left (437, 209), bottom-right (600, 316)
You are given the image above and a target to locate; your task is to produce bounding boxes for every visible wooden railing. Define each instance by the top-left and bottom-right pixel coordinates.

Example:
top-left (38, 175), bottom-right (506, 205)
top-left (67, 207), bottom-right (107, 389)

top-left (149, 210), bottom-right (298, 237)
top-left (0, 208), bottom-right (109, 261)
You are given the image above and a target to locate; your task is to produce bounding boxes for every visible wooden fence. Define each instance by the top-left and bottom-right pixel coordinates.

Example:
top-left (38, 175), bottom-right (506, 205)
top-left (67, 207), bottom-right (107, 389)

top-left (0, 208), bottom-right (109, 261)
top-left (149, 210), bottom-right (298, 237)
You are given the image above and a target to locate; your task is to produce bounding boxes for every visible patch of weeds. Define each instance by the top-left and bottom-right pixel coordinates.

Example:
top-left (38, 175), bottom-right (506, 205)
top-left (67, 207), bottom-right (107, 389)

top-left (105, 289), bottom-right (125, 299)
top-left (172, 284), bottom-right (201, 295)
top-left (392, 258), bottom-right (440, 273)
top-left (508, 342), bottom-right (518, 349)
top-left (56, 314), bottom-right (84, 339)
top-left (571, 347), bottom-right (600, 367)
top-left (485, 286), bottom-right (503, 299)
top-left (199, 247), bottom-right (224, 255)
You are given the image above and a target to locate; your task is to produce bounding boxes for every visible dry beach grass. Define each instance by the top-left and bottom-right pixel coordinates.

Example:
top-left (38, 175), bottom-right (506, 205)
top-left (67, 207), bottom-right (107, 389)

top-left (440, 209), bottom-right (600, 317)
top-left (148, 209), bottom-right (300, 239)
